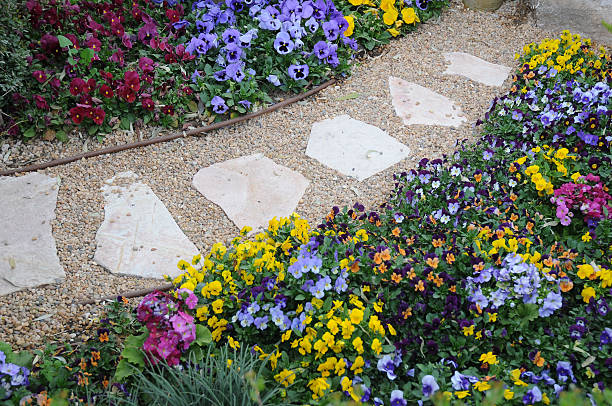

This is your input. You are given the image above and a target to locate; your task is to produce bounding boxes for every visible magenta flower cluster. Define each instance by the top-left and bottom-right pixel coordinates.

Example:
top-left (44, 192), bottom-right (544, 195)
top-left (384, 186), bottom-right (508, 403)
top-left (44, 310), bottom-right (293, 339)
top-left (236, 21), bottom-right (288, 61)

top-left (550, 174), bottom-right (612, 227)
top-left (137, 290), bottom-right (197, 366)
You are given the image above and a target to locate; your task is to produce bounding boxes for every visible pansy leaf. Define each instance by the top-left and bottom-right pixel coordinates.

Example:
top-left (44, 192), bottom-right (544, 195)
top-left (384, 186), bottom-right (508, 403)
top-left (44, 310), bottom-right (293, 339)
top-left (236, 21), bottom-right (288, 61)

top-left (114, 358), bottom-right (137, 382)
top-left (194, 325), bottom-right (212, 346)
top-left (57, 35), bottom-right (72, 48)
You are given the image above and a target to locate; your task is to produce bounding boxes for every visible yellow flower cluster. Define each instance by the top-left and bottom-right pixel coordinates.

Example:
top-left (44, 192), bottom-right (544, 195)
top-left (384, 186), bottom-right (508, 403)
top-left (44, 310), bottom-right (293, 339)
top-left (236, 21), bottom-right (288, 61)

top-left (516, 30), bottom-right (610, 77)
top-left (523, 163), bottom-right (554, 195)
top-left (348, 0), bottom-right (419, 37)
top-left (514, 145), bottom-right (578, 196)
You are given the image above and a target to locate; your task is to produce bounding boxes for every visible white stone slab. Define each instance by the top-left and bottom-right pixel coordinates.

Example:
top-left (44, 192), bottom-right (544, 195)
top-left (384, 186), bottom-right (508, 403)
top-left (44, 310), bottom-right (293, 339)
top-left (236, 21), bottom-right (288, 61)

top-left (389, 76), bottom-right (467, 127)
top-left (0, 173), bottom-right (64, 296)
top-left (443, 52), bottom-right (511, 87)
top-left (94, 171), bottom-right (199, 279)
top-left (306, 115), bottom-right (410, 181)
top-left (192, 154), bottom-right (309, 231)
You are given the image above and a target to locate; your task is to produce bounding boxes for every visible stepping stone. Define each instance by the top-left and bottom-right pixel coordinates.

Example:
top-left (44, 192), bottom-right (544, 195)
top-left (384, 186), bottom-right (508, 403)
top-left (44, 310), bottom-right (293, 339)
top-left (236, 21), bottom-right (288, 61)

top-left (443, 52), bottom-right (511, 87)
top-left (537, 0), bottom-right (612, 47)
top-left (389, 76), bottom-right (467, 127)
top-left (0, 173), bottom-right (65, 296)
top-left (192, 154), bottom-right (309, 231)
top-left (94, 171), bottom-right (199, 279)
top-left (306, 115), bottom-right (410, 181)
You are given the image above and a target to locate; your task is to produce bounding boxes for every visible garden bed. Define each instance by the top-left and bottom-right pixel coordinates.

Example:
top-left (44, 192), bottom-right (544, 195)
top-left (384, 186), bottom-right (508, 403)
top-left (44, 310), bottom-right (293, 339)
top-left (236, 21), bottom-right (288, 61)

top-left (2, 15), bottom-right (611, 406)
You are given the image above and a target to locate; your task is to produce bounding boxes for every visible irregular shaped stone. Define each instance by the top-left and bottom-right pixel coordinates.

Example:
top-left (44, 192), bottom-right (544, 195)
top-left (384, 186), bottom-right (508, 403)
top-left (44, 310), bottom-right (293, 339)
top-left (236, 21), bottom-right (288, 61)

top-left (192, 154), bottom-right (309, 231)
top-left (94, 171), bottom-right (199, 279)
top-left (443, 52), bottom-right (511, 87)
top-left (306, 115), bottom-right (410, 181)
top-left (389, 76), bottom-right (467, 127)
top-left (0, 173), bottom-right (64, 296)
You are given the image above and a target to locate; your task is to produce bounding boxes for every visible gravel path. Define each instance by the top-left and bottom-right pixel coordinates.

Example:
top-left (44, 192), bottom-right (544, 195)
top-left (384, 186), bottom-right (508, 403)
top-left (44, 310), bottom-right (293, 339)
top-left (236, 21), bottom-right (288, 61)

top-left (0, 0), bottom-right (556, 350)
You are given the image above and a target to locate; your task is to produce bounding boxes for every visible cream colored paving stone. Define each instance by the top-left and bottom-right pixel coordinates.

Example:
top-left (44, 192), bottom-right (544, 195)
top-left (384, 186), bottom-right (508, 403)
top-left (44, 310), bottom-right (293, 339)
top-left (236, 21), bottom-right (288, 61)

top-left (389, 76), bottom-right (467, 127)
top-left (192, 154), bottom-right (309, 231)
top-left (0, 173), bottom-right (65, 296)
top-left (94, 171), bottom-right (199, 279)
top-left (306, 115), bottom-right (410, 181)
top-left (443, 52), bottom-right (511, 87)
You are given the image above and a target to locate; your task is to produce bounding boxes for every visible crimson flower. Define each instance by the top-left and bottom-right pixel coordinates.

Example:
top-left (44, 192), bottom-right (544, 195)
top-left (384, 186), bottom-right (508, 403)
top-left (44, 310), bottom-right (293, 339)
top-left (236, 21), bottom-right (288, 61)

top-left (100, 84), bottom-right (114, 98)
top-left (138, 57), bottom-right (155, 73)
top-left (33, 70), bottom-right (47, 83)
top-left (33, 95), bottom-right (49, 110)
top-left (141, 98), bottom-right (155, 111)
top-left (70, 78), bottom-right (85, 96)
top-left (92, 108), bottom-right (106, 125)
top-left (120, 86), bottom-right (136, 103)
top-left (162, 105), bottom-right (174, 116)
top-left (69, 106), bottom-right (87, 124)
top-left (124, 71), bottom-right (140, 92)
top-left (40, 34), bottom-right (59, 54)
top-left (112, 22), bottom-right (125, 37)
top-left (86, 37), bottom-right (102, 53)
top-left (84, 78), bottom-right (96, 93)
top-left (165, 9), bottom-right (179, 23)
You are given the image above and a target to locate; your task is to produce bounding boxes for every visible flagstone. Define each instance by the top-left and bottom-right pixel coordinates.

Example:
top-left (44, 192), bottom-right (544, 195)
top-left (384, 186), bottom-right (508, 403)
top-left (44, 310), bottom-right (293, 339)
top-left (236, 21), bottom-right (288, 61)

top-left (443, 52), bottom-right (511, 87)
top-left (389, 76), bottom-right (467, 127)
top-left (192, 154), bottom-right (309, 231)
top-left (94, 171), bottom-right (199, 279)
top-left (0, 173), bottom-right (64, 296)
top-left (306, 115), bottom-right (410, 181)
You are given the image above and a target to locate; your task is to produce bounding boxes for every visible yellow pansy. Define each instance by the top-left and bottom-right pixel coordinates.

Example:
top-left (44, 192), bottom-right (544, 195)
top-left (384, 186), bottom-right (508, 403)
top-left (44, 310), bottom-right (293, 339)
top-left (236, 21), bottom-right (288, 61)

top-left (479, 352), bottom-right (498, 365)
top-left (274, 369), bottom-right (296, 387)
top-left (582, 286), bottom-right (596, 303)
top-left (383, 8), bottom-right (398, 25)
top-left (401, 7), bottom-right (419, 24)
top-left (349, 308), bottom-right (364, 324)
top-left (455, 391), bottom-right (470, 399)
top-left (371, 338), bottom-right (382, 355)
top-left (211, 298), bottom-right (224, 314)
top-left (344, 15), bottom-right (354, 37)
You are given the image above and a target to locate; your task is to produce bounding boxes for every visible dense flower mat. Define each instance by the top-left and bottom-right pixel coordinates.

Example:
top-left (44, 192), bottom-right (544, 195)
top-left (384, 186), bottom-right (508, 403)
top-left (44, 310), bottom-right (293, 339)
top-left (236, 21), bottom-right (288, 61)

top-left (0, 0), bottom-right (446, 139)
top-left (1, 31), bottom-right (611, 406)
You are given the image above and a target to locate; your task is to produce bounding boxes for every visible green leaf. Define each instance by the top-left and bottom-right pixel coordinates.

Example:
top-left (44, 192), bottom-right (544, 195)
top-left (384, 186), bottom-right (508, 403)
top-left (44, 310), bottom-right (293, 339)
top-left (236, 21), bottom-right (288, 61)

top-left (57, 35), bottom-right (72, 48)
top-left (11, 351), bottom-right (33, 368)
top-left (294, 294), bottom-right (306, 301)
top-left (121, 333), bottom-right (147, 368)
top-left (79, 48), bottom-right (95, 65)
top-left (113, 358), bottom-right (136, 382)
top-left (55, 130), bottom-right (68, 142)
top-left (23, 127), bottom-right (36, 138)
top-left (194, 325), bottom-right (212, 346)
top-left (603, 20), bottom-right (612, 34)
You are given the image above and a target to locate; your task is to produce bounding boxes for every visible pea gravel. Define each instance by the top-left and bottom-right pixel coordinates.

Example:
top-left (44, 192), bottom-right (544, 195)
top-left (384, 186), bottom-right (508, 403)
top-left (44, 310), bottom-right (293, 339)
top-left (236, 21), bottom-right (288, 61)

top-left (0, 0), bottom-right (558, 350)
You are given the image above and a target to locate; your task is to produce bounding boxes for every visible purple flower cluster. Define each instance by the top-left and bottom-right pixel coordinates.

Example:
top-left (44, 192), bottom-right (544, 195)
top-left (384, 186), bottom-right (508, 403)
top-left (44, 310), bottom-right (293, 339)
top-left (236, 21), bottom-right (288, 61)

top-left (487, 76), bottom-right (611, 151)
top-left (0, 350), bottom-right (30, 400)
top-left (137, 291), bottom-right (197, 366)
top-left (465, 253), bottom-right (564, 317)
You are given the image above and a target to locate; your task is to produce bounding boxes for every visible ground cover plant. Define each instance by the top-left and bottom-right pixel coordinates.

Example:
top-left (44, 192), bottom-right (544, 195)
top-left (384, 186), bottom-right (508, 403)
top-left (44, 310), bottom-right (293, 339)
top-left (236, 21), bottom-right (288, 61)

top-left (1, 31), bottom-right (610, 406)
top-left (0, 0), bottom-right (447, 140)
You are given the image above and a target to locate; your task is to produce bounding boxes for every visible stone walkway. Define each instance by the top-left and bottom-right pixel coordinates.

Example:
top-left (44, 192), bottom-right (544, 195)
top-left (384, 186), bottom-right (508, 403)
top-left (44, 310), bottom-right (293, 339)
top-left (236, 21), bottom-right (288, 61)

top-left (1, 51), bottom-right (511, 283)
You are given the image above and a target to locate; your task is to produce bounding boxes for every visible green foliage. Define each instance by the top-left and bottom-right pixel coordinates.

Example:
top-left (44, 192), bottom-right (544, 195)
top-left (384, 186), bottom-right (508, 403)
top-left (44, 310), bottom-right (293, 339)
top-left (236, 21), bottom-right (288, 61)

top-left (108, 345), bottom-right (283, 406)
top-left (0, 0), bottom-right (31, 114)
top-left (603, 20), bottom-right (612, 34)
